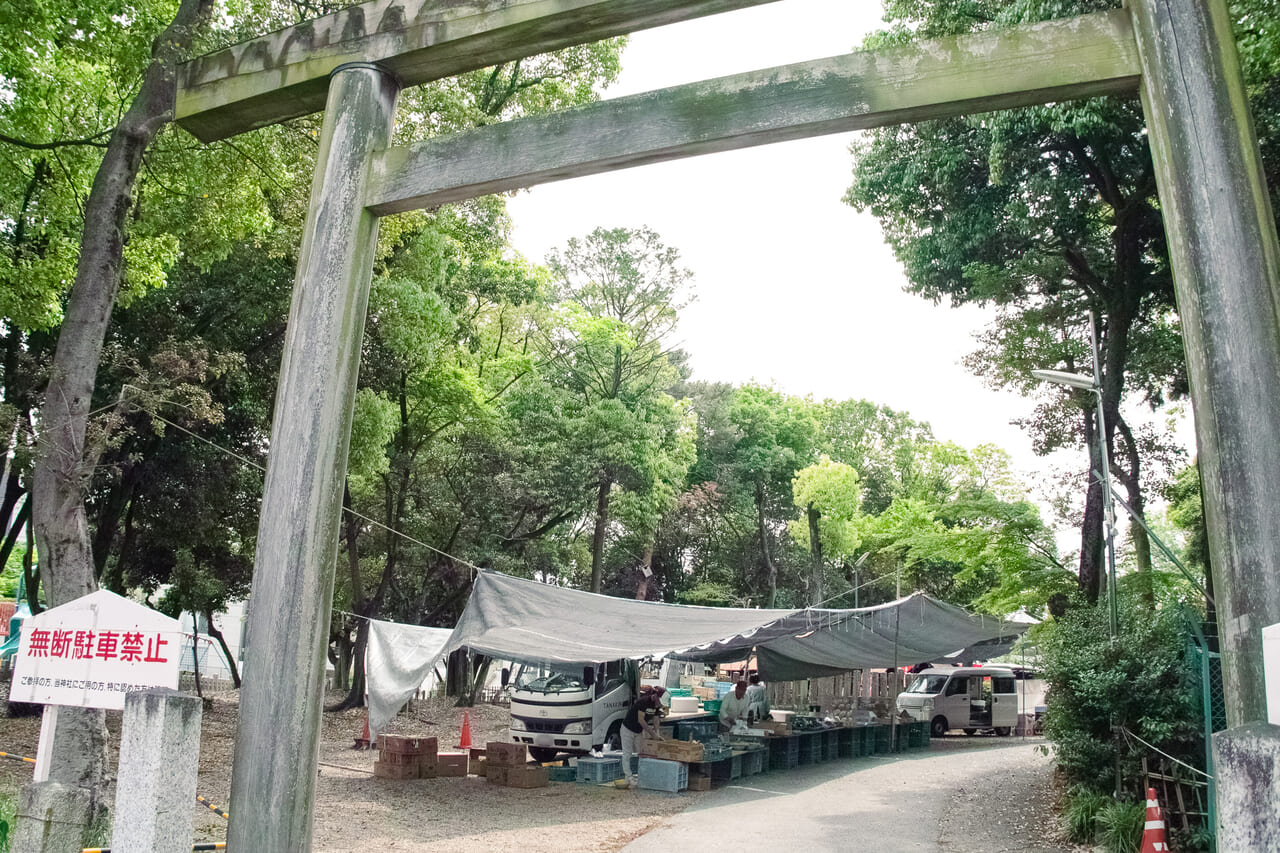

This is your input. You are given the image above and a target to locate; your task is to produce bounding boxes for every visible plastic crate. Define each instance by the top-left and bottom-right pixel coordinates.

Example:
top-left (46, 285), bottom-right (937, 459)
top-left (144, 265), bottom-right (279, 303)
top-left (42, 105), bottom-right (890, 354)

top-left (638, 757), bottom-right (688, 792)
top-left (702, 699), bottom-right (722, 714)
top-left (797, 732), bottom-right (819, 764)
top-left (824, 730), bottom-right (840, 761)
top-left (768, 737), bottom-right (799, 770)
top-left (575, 756), bottom-right (623, 784)
top-left (667, 688), bottom-right (693, 697)
top-left (742, 749), bottom-right (766, 775)
top-left (673, 720), bottom-right (718, 742)
top-left (547, 765), bottom-right (577, 782)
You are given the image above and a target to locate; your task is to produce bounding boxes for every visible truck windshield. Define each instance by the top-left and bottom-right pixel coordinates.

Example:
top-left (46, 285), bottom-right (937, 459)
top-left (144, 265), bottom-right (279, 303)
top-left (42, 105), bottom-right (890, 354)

top-left (514, 665), bottom-right (586, 694)
top-left (905, 675), bottom-right (950, 694)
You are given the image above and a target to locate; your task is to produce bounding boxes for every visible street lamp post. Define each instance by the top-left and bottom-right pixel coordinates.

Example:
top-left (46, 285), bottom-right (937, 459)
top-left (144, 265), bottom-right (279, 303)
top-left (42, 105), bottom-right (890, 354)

top-left (1032, 367), bottom-right (1119, 638)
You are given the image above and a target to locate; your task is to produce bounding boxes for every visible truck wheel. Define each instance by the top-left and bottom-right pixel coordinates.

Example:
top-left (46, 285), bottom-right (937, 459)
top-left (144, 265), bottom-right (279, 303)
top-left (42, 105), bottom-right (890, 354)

top-left (994, 727), bottom-right (1011, 737)
top-left (528, 747), bottom-right (560, 763)
top-left (606, 721), bottom-right (622, 750)
top-left (930, 716), bottom-right (949, 738)
top-left (962, 728), bottom-right (976, 736)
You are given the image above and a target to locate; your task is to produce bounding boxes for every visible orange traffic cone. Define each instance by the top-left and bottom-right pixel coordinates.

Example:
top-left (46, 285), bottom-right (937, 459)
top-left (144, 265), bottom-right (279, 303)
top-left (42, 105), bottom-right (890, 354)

top-left (1140, 787), bottom-right (1169, 853)
top-left (353, 714), bottom-right (375, 750)
top-left (457, 711), bottom-right (473, 750)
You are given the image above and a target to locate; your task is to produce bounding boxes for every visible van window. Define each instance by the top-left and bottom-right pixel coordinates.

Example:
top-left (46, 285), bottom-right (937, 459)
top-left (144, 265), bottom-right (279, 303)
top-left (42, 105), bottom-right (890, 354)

top-left (905, 675), bottom-right (949, 694)
top-left (945, 677), bottom-right (968, 696)
top-left (993, 677), bottom-right (1015, 694)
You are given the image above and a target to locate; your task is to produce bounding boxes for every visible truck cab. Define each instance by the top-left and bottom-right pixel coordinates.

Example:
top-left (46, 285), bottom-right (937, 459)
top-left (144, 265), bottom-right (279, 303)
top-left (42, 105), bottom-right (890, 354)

top-left (896, 666), bottom-right (1018, 738)
top-left (508, 659), bottom-right (636, 762)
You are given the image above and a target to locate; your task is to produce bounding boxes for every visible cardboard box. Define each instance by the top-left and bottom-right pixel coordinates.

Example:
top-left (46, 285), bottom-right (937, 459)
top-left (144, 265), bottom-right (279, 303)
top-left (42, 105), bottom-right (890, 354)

top-left (373, 761), bottom-right (419, 780)
top-left (471, 757), bottom-right (487, 777)
top-left (436, 752), bottom-right (468, 777)
top-left (380, 735), bottom-right (437, 756)
top-left (419, 760), bottom-right (439, 779)
top-left (640, 737), bottom-right (703, 762)
top-left (486, 741), bottom-right (528, 767)
top-left (378, 750), bottom-right (421, 766)
top-left (687, 773), bottom-right (712, 791)
top-left (497, 765), bottom-right (549, 789)
top-left (468, 747), bottom-right (487, 761)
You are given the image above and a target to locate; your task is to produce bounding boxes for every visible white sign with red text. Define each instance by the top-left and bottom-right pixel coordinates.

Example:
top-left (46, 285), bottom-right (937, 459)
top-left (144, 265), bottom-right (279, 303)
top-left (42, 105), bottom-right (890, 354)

top-left (11, 589), bottom-right (181, 710)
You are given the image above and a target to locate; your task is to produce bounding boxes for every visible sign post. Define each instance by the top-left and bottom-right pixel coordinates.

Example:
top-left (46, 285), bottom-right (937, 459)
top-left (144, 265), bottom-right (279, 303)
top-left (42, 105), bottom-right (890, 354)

top-left (11, 590), bottom-right (188, 853)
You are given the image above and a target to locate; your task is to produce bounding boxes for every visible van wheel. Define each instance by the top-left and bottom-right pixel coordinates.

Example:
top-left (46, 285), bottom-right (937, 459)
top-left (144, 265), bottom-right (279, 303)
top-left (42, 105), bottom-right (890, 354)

top-left (930, 716), bottom-right (949, 738)
top-left (994, 727), bottom-right (1011, 737)
top-left (528, 747), bottom-right (560, 763)
top-left (605, 721), bottom-right (622, 750)
top-left (962, 728), bottom-right (976, 736)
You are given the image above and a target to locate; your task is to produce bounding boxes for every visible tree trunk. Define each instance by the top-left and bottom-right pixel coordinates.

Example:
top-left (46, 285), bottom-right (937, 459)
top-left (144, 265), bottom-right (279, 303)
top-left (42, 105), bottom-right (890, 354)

top-left (191, 628), bottom-right (203, 698)
top-left (1077, 410), bottom-right (1104, 604)
top-left (757, 481), bottom-right (778, 608)
top-left (590, 476), bottom-right (612, 594)
top-left (634, 544), bottom-right (654, 600)
top-left (205, 611), bottom-right (241, 688)
top-left (27, 0), bottom-right (216, 815)
top-left (806, 501), bottom-right (824, 606)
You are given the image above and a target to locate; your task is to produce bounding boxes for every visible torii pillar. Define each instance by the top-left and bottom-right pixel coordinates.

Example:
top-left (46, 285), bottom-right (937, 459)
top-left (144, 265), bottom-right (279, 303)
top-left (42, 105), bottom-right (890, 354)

top-left (226, 63), bottom-right (399, 853)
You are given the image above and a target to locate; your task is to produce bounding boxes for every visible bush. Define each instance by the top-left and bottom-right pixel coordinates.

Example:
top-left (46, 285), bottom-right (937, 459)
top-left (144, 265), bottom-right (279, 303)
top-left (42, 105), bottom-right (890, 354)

top-left (1038, 594), bottom-right (1204, 793)
top-left (1095, 800), bottom-right (1146, 853)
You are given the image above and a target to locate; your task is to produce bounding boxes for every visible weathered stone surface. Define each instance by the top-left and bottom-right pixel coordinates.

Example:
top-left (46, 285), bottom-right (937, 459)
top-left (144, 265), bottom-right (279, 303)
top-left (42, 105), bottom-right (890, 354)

top-left (13, 781), bottom-right (95, 853)
top-left (111, 690), bottom-right (203, 853)
top-left (1131, 0), bottom-right (1280, 729)
top-left (1213, 724), bottom-right (1280, 852)
top-left (367, 9), bottom-right (1140, 214)
top-left (176, 0), bottom-right (779, 142)
top-left (226, 63), bottom-right (400, 852)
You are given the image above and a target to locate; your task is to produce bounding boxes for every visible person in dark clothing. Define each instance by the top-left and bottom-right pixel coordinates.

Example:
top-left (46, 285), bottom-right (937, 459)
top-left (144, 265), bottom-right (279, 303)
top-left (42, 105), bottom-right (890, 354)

top-left (619, 690), bottom-right (664, 787)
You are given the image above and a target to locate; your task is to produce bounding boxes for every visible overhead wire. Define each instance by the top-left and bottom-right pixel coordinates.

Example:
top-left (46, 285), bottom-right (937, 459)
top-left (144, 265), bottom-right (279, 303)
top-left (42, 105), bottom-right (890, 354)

top-left (113, 386), bottom-right (486, 575)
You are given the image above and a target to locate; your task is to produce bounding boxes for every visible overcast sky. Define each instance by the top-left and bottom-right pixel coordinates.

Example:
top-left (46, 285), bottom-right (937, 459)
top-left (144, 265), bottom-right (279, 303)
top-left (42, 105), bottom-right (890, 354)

top-left (504, 0), bottom-right (1153, 497)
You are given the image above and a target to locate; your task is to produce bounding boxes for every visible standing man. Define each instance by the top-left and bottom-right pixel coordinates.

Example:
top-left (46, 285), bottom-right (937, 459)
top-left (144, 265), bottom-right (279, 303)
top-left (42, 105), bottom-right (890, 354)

top-left (619, 690), bottom-right (663, 787)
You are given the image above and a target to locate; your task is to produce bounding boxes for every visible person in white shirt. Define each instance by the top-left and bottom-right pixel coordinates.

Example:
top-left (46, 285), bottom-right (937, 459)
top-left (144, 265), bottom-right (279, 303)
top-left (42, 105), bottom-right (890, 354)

top-left (745, 674), bottom-right (769, 721)
top-left (718, 680), bottom-right (750, 730)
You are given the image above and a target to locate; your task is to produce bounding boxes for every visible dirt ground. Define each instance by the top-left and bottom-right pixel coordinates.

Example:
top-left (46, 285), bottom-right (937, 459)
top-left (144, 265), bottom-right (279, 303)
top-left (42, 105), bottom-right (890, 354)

top-left (0, 683), bottom-right (1077, 852)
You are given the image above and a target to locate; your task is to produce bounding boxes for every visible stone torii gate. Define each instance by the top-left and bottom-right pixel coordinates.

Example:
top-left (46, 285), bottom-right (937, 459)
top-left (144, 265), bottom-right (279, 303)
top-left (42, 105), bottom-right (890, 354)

top-left (173, 1), bottom-right (1280, 849)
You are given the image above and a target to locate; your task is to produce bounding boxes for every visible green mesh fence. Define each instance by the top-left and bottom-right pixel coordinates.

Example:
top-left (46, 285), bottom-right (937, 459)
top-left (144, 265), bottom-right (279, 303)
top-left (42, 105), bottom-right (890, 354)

top-left (1188, 618), bottom-right (1225, 851)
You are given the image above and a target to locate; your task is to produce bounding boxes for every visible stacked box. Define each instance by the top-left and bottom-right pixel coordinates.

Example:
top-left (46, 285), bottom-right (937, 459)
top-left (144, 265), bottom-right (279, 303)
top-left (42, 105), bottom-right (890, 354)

top-left (638, 757), bottom-right (688, 792)
top-left (687, 772), bottom-right (712, 791)
top-left (824, 730), bottom-right (840, 761)
top-left (488, 764), bottom-right (549, 788)
top-left (768, 737), bottom-right (799, 771)
top-left (486, 741), bottom-right (527, 766)
top-left (575, 756), bottom-right (624, 784)
top-left (436, 752), bottom-right (468, 777)
top-left (374, 734), bottom-right (437, 780)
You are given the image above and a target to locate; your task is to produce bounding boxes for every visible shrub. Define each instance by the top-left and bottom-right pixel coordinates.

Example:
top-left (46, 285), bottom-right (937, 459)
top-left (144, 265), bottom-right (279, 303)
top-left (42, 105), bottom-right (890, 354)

top-left (1063, 787), bottom-right (1109, 844)
top-left (1038, 594), bottom-right (1204, 792)
top-left (1095, 800), bottom-right (1146, 853)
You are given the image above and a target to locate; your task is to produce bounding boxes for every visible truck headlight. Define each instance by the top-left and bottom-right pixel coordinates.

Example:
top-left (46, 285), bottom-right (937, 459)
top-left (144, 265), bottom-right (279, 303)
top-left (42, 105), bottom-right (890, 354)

top-left (510, 718), bottom-right (528, 731)
top-left (563, 721), bottom-right (591, 734)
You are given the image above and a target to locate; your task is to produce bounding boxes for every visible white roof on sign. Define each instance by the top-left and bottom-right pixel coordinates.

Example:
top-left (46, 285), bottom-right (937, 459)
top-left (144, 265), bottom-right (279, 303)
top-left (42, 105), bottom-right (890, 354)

top-left (25, 589), bottom-right (180, 632)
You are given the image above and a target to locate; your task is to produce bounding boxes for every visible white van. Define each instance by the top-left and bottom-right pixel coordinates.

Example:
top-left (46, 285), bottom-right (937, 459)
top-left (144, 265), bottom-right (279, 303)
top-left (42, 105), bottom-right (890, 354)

top-left (895, 666), bottom-right (1018, 737)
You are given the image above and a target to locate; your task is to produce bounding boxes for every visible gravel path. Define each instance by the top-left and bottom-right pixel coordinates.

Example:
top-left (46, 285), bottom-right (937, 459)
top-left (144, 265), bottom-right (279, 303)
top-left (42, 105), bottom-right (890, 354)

top-left (623, 735), bottom-right (1073, 853)
top-left (0, 687), bottom-right (1076, 852)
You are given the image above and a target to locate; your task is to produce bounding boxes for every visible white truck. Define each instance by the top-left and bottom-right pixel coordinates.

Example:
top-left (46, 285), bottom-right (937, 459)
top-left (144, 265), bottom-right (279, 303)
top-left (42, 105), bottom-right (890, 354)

top-left (895, 665), bottom-right (1019, 738)
top-left (505, 659), bottom-right (638, 762)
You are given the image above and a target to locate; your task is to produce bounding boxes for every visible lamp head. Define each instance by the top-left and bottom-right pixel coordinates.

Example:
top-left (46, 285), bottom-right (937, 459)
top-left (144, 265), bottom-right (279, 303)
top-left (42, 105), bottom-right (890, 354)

top-left (1031, 369), bottom-right (1097, 391)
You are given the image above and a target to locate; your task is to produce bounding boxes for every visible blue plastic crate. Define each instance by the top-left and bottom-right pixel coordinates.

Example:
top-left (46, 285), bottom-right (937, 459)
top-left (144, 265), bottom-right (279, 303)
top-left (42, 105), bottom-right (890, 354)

top-left (576, 756), bottom-right (623, 784)
top-left (742, 748), bottom-right (766, 775)
top-left (638, 757), bottom-right (688, 792)
top-left (547, 765), bottom-right (577, 782)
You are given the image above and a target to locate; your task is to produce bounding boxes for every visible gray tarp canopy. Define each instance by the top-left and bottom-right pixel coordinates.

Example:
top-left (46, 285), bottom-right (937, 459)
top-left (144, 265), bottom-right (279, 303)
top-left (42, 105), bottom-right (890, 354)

top-left (439, 571), bottom-right (1025, 681)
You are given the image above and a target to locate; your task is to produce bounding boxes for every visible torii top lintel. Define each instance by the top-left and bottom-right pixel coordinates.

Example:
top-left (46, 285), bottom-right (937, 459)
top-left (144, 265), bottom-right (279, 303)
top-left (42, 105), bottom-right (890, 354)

top-left (176, 0), bottom-right (780, 142)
